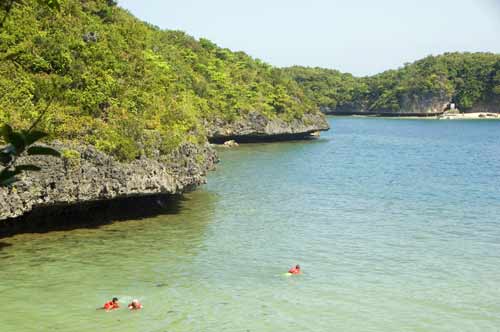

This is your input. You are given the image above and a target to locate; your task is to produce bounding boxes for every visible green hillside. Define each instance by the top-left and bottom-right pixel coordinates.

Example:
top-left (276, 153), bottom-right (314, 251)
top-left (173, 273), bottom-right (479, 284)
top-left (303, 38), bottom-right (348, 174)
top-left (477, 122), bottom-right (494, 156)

top-left (284, 52), bottom-right (500, 114)
top-left (0, 0), bottom-right (316, 161)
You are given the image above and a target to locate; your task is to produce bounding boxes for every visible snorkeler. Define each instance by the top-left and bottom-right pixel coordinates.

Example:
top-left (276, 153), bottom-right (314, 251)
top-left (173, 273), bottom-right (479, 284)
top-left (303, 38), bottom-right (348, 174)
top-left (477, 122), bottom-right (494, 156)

top-left (288, 264), bottom-right (301, 275)
top-left (128, 299), bottom-right (143, 310)
top-left (103, 297), bottom-right (120, 311)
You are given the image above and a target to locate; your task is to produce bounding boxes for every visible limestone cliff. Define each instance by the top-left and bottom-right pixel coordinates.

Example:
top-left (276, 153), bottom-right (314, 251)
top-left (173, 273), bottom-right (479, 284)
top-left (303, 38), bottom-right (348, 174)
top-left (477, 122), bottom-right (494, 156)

top-left (468, 96), bottom-right (500, 113)
top-left (0, 111), bottom-right (330, 223)
top-left (205, 112), bottom-right (330, 143)
top-left (0, 142), bottom-right (217, 221)
top-left (321, 91), bottom-right (450, 116)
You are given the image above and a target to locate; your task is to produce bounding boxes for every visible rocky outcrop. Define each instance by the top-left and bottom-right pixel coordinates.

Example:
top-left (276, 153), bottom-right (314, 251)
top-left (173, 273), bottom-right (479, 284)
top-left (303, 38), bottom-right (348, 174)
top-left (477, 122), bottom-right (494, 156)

top-left (397, 91), bottom-right (450, 114)
top-left (205, 112), bottom-right (330, 143)
top-left (0, 142), bottom-right (217, 221)
top-left (222, 140), bottom-right (239, 148)
top-left (320, 103), bottom-right (367, 115)
top-left (468, 96), bottom-right (500, 113)
top-left (321, 91), bottom-right (450, 116)
top-left (0, 111), bottom-right (330, 225)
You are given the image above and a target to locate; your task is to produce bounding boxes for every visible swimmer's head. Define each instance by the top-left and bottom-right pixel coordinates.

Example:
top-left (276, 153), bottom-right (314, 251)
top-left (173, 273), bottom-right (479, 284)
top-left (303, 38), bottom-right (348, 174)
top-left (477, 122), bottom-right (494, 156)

top-left (112, 297), bottom-right (118, 303)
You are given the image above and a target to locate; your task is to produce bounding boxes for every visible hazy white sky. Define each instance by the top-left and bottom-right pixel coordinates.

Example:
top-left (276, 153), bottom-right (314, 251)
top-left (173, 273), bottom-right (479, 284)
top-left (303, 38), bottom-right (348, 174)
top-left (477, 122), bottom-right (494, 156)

top-left (118, 0), bottom-right (500, 76)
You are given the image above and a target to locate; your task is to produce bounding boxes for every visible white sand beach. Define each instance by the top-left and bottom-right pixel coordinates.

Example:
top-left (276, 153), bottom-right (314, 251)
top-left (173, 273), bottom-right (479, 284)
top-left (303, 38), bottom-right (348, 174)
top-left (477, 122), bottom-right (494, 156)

top-left (438, 112), bottom-right (500, 120)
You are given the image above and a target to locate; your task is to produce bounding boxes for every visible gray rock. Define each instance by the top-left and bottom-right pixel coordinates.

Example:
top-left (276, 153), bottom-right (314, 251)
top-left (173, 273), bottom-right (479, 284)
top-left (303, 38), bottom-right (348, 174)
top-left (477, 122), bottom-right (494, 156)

top-left (397, 91), bottom-right (450, 114)
top-left (321, 91), bottom-right (451, 115)
top-left (205, 112), bottom-right (330, 141)
top-left (223, 140), bottom-right (239, 147)
top-left (0, 110), bottom-right (330, 222)
top-left (467, 96), bottom-right (500, 113)
top-left (82, 32), bottom-right (98, 43)
top-left (0, 142), bottom-right (217, 220)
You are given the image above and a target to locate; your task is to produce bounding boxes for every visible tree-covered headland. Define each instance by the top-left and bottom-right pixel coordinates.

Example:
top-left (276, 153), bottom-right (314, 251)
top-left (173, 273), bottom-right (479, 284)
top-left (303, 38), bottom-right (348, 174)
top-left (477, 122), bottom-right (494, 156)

top-left (284, 53), bottom-right (500, 114)
top-left (0, 0), bottom-right (318, 161)
top-left (1, 1), bottom-right (499, 166)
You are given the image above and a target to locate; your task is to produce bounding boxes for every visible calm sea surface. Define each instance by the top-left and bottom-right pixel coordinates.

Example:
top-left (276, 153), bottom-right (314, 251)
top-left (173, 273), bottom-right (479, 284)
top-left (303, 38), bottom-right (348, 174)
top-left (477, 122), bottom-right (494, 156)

top-left (1, 117), bottom-right (500, 331)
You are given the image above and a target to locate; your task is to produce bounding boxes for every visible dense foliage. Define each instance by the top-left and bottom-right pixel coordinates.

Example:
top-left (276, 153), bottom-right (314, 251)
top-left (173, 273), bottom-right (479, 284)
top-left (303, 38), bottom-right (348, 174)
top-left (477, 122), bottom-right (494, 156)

top-left (0, 0), bottom-right (315, 161)
top-left (284, 52), bottom-right (500, 113)
top-left (0, 123), bottom-right (60, 187)
top-left (0, 0), bottom-right (62, 187)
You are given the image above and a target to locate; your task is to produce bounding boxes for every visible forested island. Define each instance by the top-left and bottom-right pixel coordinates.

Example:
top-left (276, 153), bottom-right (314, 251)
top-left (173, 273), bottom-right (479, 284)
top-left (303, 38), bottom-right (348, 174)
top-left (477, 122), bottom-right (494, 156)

top-left (284, 53), bottom-right (500, 116)
top-left (0, 0), bottom-right (327, 160)
top-left (1, 0), bottom-right (499, 229)
top-left (0, 0), bottom-right (328, 225)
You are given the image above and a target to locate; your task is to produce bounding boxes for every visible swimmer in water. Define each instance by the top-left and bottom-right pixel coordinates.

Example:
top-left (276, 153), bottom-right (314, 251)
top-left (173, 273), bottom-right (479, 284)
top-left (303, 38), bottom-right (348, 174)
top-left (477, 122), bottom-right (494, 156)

top-left (128, 299), bottom-right (143, 310)
top-left (288, 264), bottom-right (301, 275)
top-left (103, 297), bottom-right (120, 311)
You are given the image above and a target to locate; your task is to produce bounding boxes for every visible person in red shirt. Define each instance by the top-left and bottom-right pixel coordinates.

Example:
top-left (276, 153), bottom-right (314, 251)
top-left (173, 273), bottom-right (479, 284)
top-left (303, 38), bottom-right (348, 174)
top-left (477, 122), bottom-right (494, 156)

top-left (103, 297), bottom-right (120, 311)
top-left (128, 299), bottom-right (143, 310)
top-left (288, 264), bottom-right (301, 275)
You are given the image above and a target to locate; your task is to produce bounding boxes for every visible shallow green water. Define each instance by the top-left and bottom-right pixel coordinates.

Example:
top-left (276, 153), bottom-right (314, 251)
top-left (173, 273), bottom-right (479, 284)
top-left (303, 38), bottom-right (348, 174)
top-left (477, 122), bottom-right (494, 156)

top-left (1, 118), bottom-right (500, 331)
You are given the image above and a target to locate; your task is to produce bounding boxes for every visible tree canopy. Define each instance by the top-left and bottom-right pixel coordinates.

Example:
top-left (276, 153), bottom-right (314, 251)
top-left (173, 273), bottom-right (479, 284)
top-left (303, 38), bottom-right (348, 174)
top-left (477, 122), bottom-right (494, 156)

top-left (0, 0), bottom-right (316, 161)
top-left (284, 52), bottom-right (500, 113)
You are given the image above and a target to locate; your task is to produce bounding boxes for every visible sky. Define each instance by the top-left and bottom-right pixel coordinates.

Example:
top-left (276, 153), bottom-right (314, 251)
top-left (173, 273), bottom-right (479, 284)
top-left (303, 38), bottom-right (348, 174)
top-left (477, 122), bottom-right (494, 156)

top-left (118, 0), bottom-right (500, 76)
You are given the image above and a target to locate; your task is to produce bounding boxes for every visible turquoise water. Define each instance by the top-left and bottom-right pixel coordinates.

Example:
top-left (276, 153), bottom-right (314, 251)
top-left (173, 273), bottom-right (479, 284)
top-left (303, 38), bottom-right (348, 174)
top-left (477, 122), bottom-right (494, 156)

top-left (1, 117), bottom-right (500, 331)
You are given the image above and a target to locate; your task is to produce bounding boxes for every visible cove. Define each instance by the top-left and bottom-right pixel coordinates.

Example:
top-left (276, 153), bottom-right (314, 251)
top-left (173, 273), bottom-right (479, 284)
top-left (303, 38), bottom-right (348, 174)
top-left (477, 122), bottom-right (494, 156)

top-left (1, 117), bottom-right (500, 331)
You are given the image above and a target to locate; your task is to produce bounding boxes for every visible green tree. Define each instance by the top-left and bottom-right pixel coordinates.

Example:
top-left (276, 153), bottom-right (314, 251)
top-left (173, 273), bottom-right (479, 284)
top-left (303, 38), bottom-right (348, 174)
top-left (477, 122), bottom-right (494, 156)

top-left (285, 52), bottom-right (500, 113)
top-left (1, 0), bottom-right (319, 163)
top-left (0, 124), bottom-right (60, 186)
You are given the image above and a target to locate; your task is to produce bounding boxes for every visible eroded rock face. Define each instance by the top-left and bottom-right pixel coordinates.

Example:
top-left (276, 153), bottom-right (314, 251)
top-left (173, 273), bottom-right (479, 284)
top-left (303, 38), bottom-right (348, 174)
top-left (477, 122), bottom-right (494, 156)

top-left (468, 96), bottom-right (500, 113)
top-left (222, 140), bottom-right (239, 148)
top-left (0, 142), bottom-right (217, 220)
top-left (1, 111), bottom-right (330, 223)
top-left (205, 112), bottom-right (330, 142)
top-left (398, 91), bottom-right (450, 114)
top-left (321, 91), bottom-right (450, 116)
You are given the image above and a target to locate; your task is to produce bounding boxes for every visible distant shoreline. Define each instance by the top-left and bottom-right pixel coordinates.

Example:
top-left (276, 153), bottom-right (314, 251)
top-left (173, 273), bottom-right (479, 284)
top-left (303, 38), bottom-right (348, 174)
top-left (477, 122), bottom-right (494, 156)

top-left (326, 112), bottom-right (500, 120)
